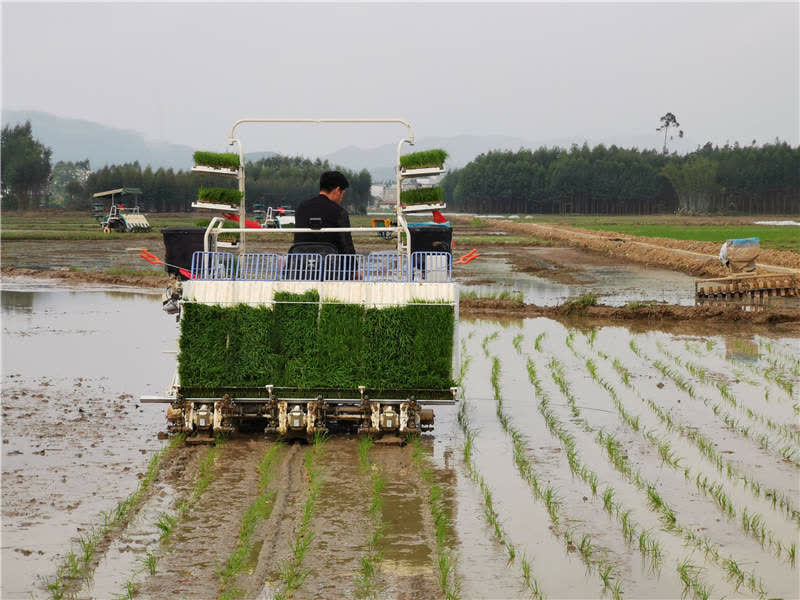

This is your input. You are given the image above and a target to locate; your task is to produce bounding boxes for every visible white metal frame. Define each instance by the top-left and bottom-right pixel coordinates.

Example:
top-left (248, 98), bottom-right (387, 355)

top-left (199, 118), bottom-right (423, 262)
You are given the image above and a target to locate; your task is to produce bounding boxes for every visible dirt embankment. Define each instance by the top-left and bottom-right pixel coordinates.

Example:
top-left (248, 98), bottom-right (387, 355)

top-left (1, 266), bottom-right (169, 290)
top-left (460, 297), bottom-right (800, 333)
top-left (454, 218), bottom-right (800, 278)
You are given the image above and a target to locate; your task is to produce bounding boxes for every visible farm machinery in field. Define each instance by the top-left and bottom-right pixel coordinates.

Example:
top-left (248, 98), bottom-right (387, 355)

top-left (695, 238), bottom-right (799, 307)
top-left (93, 188), bottom-right (152, 233)
top-left (141, 118), bottom-right (457, 442)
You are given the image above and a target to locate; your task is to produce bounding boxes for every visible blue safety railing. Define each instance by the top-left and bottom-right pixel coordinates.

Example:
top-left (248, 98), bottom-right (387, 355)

top-left (189, 251), bottom-right (452, 282)
top-left (366, 252), bottom-right (409, 282)
top-left (323, 254), bottom-right (363, 281)
top-left (410, 252), bottom-right (452, 282)
top-left (280, 253), bottom-right (324, 281)
top-left (190, 251), bottom-right (236, 280)
top-left (236, 253), bottom-right (279, 281)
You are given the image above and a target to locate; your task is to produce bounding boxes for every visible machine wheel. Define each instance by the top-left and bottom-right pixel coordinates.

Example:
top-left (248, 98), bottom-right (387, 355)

top-left (103, 226), bottom-right (111, 234)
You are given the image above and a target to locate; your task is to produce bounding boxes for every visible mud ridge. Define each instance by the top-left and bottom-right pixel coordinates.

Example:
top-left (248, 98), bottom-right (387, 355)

top-left (1, 266), bottom-right (169, 289)
top-left (460, 297), bottom-right (800, 333)
top-left (249, 442), bottom-right (305, 599)
top-left (138, 437), bottom-right (269, 600)
top-left (452, 217), bottom-right (800, 278)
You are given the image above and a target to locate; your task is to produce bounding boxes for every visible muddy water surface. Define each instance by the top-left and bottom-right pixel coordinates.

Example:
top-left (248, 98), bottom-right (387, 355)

top-left (459, 247), bottom-right (697, 306)
top-left (1, 278), bottom-right (178, 598)
top-left (3, 275), bottom-right (799, 599)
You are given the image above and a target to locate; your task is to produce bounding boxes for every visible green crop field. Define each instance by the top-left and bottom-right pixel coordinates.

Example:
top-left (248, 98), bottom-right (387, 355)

top-left (577, 224), bottom-right (800, 252)
top-left (511, 215), bottom-right (800, 252)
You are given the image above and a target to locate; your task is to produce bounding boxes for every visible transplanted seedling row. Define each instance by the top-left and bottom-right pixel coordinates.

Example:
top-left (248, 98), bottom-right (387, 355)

top-left (519, 338), bottom-right (666, 576)
top-left (531, 334), bottom-right (771, 599)
top-left (353, 436), bottom-right (388, 600)
top-left (486, 347), bottom-right (624, 599)
top-left (219, 442), bottom-right (285, 599)
top-left (655, 341), bottom-right (800, 451)
top-left (604, 346), bottom-right (800, 528)
top-left (44, 435), bottom-right (186, 600)
top-left (455, 346), bottom-right (545, 599)
top-left (630, 338), bottom-right (800, 470)
top-left (271, 434), bottom-right (327, 600)
top-left (409, 437), bottom-right (460, 599)
top-left (567, 334), bottom-right (797, 569)
top-left (113, 436), bottom-right (228, 599)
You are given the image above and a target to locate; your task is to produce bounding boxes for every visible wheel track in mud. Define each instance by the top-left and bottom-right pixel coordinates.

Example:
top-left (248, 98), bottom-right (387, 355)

top-left (249, 439), bottom-right (442, 600)
top-left (138, 437), bottom-right (280, 600)
top-left (76, 443), bottom-right (207, 599)
top-left (243, 441), bottom-right (305, 598)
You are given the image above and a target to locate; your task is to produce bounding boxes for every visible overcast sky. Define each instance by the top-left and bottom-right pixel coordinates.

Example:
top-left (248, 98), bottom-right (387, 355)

top-left (2, 2), bottom-right (798, 156)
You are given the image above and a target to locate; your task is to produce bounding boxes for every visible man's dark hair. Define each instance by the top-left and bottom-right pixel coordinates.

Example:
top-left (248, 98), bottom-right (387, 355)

top-left (319, 170), bottom-right (349, 193)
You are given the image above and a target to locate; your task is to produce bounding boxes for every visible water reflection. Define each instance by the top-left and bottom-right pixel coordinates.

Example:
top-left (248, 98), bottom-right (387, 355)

top-left (725, 337), bottom-right (760, 363)
top-left (1, 290), bottom-right (34, 313)
top-left (1, 280), bottom-right (177, 393)
top-left (458, 255), bottom-right (695, 306)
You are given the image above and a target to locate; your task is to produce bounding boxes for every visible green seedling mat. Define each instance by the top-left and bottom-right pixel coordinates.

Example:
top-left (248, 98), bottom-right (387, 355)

top-left (193, 151), bottom-right (240, 170)
top-left (178, 292), bottom-right (455, 394)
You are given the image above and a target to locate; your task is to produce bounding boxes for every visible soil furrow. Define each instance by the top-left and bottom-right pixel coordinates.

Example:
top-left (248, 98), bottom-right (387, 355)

top-left (137, 437), bottom-right (271, 600)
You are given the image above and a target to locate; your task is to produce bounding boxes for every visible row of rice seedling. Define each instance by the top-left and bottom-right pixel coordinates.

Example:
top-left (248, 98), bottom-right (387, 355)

top-left (633, 338), bottom-right (799, 468)
top-left (272, 434), bottom-right (327, 600)
top-left (656, 341), bottom-right (800, 448)
top-left (757, 337), bottom-right (800, 378)
top-left (409, 437), bottom-right (460, 600)
top-left (712, 337), bottom-right (796, 401)
top-left (520, 335), bottom-right (665, 575)
top-left (537, 339), bottom-right (767, 598)
top-left (600, 346), bottom-right (800, 528)
top-left (640, 340), bottom-right (784, 464)
top-left (455, 348), bottom-right (544, 600)
top-left (44, 434), bottom-right (185, 600)
top-left (354, 437), bottom-right (387, 600)
top-left (720, 338), bottom-right (800, 417)
top-left (571, 337), bottom-right (796, 566)
top-left (218, 442), bottom-right (285, 600)
top-left (488, 351), bottom-right (623, 598)
top-left (111, 437), bottom-right (227, 599)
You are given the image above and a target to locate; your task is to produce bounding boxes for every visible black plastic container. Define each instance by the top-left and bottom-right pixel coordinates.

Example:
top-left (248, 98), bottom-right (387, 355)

top-left (162, 227), bottom-right (206, 279)
top-left (407, 224), bottom-right (452, 254)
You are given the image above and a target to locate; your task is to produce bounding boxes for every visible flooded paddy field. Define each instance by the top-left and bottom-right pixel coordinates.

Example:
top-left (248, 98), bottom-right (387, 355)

top-left (2, 240), bottom-right (799, 599)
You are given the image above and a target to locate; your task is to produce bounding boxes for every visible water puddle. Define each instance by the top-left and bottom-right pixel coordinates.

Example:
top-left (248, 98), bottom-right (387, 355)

top-left (459, 250), bottom-right (696, 306)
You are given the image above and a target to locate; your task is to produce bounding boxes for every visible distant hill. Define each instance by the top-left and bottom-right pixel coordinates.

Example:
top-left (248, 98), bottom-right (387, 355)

top-left (1, 109), bottom-right (196, 170)
top-left (2, 109), bottom-right (696, 180)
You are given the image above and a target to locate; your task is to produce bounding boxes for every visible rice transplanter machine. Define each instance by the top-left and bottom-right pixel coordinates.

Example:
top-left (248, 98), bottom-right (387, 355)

top-left (141, 118), bottom-right (458, 441)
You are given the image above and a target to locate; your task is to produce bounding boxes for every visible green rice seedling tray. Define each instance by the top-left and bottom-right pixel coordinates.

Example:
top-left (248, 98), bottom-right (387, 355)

top-left (193, 151), bottom-right (241, 170)
top-left (177, 294), bottom-right (455, 392)
top-left (399, 149), bottom-right (448, 170)
top-left (400, 187), bottom-right (444, 206)
top-left (197, 187), bottom-right (243, 207)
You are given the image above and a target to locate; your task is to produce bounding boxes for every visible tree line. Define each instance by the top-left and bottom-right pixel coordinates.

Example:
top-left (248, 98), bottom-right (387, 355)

top-left (3, 120), bottom-right (798, 215)
top-left (1, 122), bottom-right (372, 214)
top-left (442, 141), bottom-right (799, 215)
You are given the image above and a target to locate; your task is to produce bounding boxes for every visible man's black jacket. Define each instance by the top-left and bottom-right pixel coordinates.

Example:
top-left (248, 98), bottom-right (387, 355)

top-left (293, 194), bottom-right (356, 254)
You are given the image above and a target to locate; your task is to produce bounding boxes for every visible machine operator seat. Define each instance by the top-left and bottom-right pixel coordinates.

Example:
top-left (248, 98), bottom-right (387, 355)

top-left (285, 242), bottom-right (339, 281)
